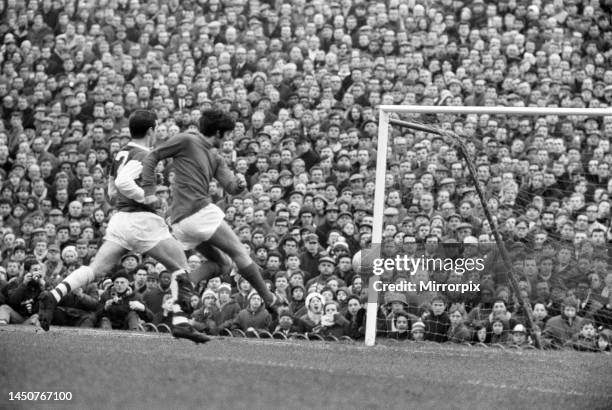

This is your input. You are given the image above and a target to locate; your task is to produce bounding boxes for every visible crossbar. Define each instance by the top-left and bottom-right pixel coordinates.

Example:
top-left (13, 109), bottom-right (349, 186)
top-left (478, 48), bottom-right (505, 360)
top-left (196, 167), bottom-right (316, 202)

top-left (377, 105), bottom-right (612, 116)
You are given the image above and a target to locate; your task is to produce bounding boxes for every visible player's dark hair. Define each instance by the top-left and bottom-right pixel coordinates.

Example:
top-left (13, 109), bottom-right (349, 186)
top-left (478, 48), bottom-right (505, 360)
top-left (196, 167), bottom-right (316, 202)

top-left (129, 110), bottom-right (157, 138)
top-left (199, 109), bottom-right (235, 137)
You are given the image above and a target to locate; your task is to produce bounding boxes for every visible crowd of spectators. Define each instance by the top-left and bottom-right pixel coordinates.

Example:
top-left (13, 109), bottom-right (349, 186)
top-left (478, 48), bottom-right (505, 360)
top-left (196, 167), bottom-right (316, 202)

top-left (1, 0), bottom-right (612, 351)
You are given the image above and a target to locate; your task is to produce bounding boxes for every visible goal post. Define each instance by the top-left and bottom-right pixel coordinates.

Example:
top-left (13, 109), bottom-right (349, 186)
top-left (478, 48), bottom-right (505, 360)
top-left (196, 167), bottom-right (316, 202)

top-left (364, 105), bottom-right (612, 347)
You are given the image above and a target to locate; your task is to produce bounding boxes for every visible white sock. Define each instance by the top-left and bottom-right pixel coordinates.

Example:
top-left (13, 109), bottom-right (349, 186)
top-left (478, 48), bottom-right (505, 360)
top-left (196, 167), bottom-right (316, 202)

top-left (170, 270), bottom-right (185, 302)
top-left (51, 266), bottom-right (95, 302)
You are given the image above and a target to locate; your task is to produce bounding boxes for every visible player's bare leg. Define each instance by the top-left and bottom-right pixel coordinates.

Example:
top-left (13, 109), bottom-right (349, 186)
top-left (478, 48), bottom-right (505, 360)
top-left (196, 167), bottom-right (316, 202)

top-left (39, 241), bottom-right (127, 331)
top-left (147, 238), bottom-right (210, 344)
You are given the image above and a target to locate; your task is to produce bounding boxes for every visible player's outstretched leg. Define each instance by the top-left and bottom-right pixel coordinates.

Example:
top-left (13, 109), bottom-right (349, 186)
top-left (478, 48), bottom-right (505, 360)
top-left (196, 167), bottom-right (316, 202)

top-left (39, 241), bottom-right (127, 331)
top-left (147, 238), bottom-right (211, 343)
top-left (193, 243), bottom-right (234, 284)
top-left (205, 221), bottom-right (287, 311)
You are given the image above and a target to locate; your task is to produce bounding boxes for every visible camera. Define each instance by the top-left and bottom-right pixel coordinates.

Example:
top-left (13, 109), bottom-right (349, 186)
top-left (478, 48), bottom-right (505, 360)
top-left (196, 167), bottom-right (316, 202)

top-left (33, 274), bottom-right (41, 281)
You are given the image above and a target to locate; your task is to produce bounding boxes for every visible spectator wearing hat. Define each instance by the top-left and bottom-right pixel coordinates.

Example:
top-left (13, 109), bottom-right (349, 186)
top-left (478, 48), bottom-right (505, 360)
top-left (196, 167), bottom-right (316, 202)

top-left (96, 269), bottom-right (154, 331)
top-left (306, 255), bottom-right (342, 290)
top-left (294, 291), bottom-right (324, 334)
top-left (316, 203), bottom-right (340, 243)
top-left (381, 292), bottom-right (418, 336)
top-left (191, 289), bottom-right (221, 335)
top-left (217, 283), bottom-right (241, 330)
top-left (411, 320), bottom-right (427, 342)
top-left (508, 324), bottom-right (531, 348)
top-left (118, 253), bottom-right (140, 282)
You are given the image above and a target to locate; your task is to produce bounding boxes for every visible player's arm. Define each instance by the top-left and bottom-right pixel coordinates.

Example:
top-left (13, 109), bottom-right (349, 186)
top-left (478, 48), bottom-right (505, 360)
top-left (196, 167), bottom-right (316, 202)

top-left (114, 160), bottom-right (145, 202)
top-left (107, 178), bottom-right (118, 200)
top-left (141, 135), bottom-right (189, 203)
top-left (215, 155), bottom-right (246, 194)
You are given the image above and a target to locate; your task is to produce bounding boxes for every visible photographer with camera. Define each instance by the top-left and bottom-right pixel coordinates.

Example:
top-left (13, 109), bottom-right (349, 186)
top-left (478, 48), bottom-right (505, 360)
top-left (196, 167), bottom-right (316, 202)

top-left (96, 269), bottom-right (154, 330)
top-left (0, 258), bottom-right (45, 325)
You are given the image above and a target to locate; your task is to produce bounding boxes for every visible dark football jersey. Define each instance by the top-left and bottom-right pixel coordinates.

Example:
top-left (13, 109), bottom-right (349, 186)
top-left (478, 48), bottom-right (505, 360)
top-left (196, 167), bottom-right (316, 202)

top-left (141, 132), bottom-right (244, 224)
top-left (109, 143), bottom-right (157, 213)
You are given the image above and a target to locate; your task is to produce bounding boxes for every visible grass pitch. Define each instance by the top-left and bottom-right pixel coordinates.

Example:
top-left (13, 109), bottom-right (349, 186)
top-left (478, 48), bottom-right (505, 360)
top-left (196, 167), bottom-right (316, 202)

top-left (1, 325), bottom-right (611, 410)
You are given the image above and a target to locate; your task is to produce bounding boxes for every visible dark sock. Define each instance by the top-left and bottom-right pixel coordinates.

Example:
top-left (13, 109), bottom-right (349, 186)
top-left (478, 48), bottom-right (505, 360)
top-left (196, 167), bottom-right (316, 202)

top-left (191, 262), bottom-right (220, 284)
top-left (239, 263), bottom-right (274, 305)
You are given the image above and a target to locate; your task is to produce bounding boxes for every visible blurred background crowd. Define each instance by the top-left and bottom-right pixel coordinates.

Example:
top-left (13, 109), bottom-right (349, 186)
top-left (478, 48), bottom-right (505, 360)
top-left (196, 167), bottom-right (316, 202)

top-left (1, 0), bottom-right (612, 350)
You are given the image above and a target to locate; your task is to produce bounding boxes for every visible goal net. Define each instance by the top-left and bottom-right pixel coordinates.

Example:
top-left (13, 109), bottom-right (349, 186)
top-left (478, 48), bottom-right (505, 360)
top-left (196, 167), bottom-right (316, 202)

top-left (362, 105), bottom-right (612, 348)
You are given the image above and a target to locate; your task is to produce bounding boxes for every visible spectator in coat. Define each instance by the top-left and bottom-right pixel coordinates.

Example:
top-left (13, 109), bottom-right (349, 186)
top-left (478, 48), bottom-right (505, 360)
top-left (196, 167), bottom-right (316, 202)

top-left (273, 309), bottom-right (300, 337)
top-left (217, 283), bottom-right (241, 330)
top-left (568, 320), bottom-right (599, 352)
top-left (192, 289), bottom-right (221, 335)
top-left (233, 276), bottom-right (253, 310)
top-left (422, 295), bottom-right (450, 343)
top-left (487, 318), bottom-right (510, 345)
top-left (131, 266), bottom-right (149, 299)
top-left (485, 299), bottom-right (518, 333)
top-left (289, 284), bottom-right (306, 316)
top-left (295, 291), bottom-right (324, 333)
top-left (316, 301), bottom-right (350, 338)
top-left (0, 258), bottom-right (44, 325)
top-left (381, 292), bottom-right (418, 336)
top-left (96, 270), bottom-right (154, 330)
top-left (447, 304), bottom-right (472, 343)
top-left (344, 295), bottom-right (366, 340)
top-left (142, 270), bottom-right (172, 323)
top-left (542, 297), bottom-right (584, 349)
top-left (231, 291), bottom-right (271, 333)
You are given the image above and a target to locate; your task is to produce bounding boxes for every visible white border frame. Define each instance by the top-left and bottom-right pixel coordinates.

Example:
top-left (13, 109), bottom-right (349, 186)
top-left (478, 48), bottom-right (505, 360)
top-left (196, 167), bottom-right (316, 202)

top-left (364, 105), bottom-right (612, 346)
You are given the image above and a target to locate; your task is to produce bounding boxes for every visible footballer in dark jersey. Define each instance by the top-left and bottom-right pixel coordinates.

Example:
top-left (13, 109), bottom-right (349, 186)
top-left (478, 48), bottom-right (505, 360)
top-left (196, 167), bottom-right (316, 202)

top-left (141, 109), bottom-right (286, 312)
